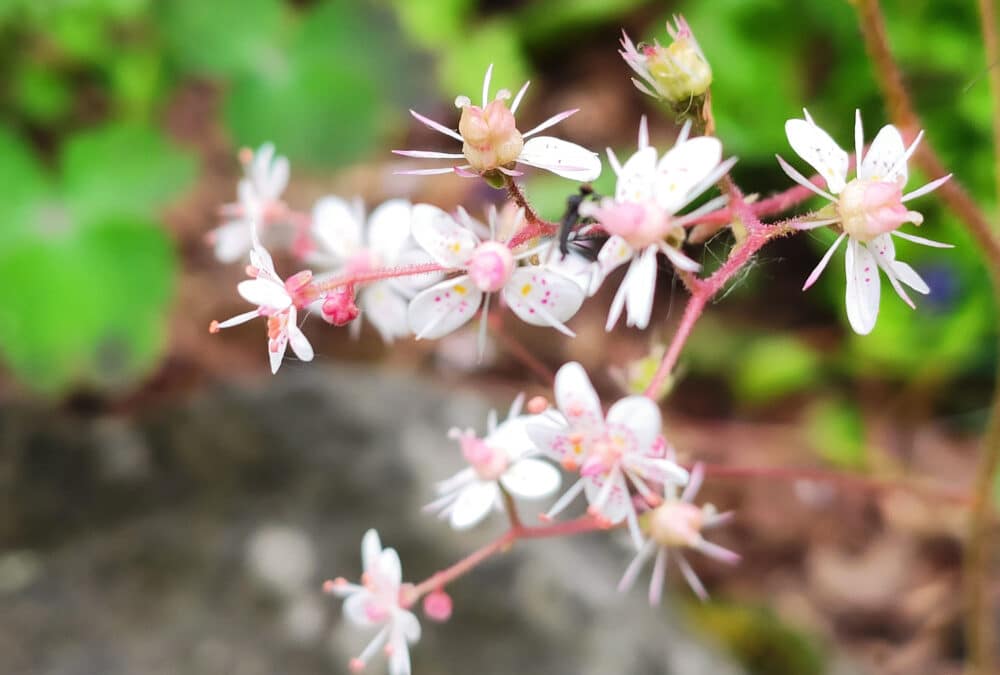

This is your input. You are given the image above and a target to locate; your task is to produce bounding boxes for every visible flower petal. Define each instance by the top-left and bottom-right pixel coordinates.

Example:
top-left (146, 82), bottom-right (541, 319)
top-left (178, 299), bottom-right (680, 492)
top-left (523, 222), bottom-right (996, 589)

top-left (785, 117), bottom-right (849, 194)
top-left (583, 470), bottom-right (632, 524)
top-left (845, 238), bottom-right (881, 335)
top-left (287, 324), bottom-right (314, 364)
top-left (614, 146), bottom-right (657, 203)
top-left (502, 266), bottom-right (585, 331)
top-left (410, 204), bottom-right (479, 268)
top-left (237, 279), bottom-right (292, 310)
top-left (624, 245), bottom-right (658, 329)
top-left (606, 395), bottom-right (662, 451)
top-left (449, 481), bottom-right (498, 530)
top-left (407, 276), bottom-right (483, 340)
top-left (553, 361), bottom-right (603, 427)
top-left (367, 199), bottom-right (413, 263)
top-left (596, 235), bottom-right (635, 280)
top-left (859, 124), bottom-right (907, 184)
top-left (654, 136), bottom-right (723, 213)
top-left (362, 281), bottom-right (411, 343)
top-left (212, 220), bottom-right (253, 263)
top-left (487, 416), bottom-right (536, 461)
top-left (397, 609), bottom-right (421, 643)
top-left (312, 196), bottom-right (363, 260)
top-left (362, 529), bottom-right (382, 571)
top-left (517, 136), bottom-right (602, 182)
top-left (500, 458), bottom-right (561, 499)
top-left (377, 548), bottom-right (402, 588)
top-left (269, 331), bottom-right (288, 374)
top-left (343, 590), bottom-right (378, 627)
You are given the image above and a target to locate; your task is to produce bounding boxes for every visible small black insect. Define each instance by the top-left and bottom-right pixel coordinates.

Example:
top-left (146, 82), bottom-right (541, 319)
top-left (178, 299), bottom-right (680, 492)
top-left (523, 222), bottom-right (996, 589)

top-left (558, 184), bottom-right (597, 257)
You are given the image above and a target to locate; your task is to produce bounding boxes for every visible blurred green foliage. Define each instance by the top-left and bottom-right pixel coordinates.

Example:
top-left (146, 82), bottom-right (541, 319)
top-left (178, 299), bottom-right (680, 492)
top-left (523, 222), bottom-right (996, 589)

top-left (687, 602), bottom-right (826, 675)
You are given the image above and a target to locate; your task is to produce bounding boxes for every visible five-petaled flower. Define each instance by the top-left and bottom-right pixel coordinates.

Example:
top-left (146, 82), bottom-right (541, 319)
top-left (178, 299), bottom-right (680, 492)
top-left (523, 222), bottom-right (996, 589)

top-left (620, 15), bottom-right (712, 105)
top-left (618, 462), bottom-right (739, 604)
top-left (778, 110), bottom-right (953, 334)
top-left (425, 394), bottom-right (561, 530)
top-left (582, 117), bottom-right (735, 330)
top-left (308, 197), bottom-right (441, 342)
top-left (209, 234), bottom-right (314, 374)
top-left (527, 362), bottom-right (689, 548)
top-left (394, 64), bottom-right (602, 183)
top-left (407, 204), bottom-right (586, 356)
top-left (324, 530), bottom-right (421, 675)
top-left (210, 143), bottom-right (291, 263)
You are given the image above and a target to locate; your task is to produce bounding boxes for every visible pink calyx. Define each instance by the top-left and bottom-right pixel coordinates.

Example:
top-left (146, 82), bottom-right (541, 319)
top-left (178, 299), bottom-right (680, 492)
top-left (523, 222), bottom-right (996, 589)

top-left (456, 431), bottom-right (509, 481)
top-left (647, 501), bottom-right (704, 548)
top-left (839, 179), bottom-right (923, 242)
top-left (468, 241), bottom-right (515, 293)
top-left (321, 286), bottom-right (360, 326)
top-left (591, 200), bottom-right (671, 249)
top-left (457, 93), bottom-right (524, 173)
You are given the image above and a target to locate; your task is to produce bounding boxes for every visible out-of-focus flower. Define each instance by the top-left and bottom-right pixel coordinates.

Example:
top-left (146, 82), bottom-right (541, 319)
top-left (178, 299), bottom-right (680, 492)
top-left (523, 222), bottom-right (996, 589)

top-left (324, 530), bottom-right (421, 675)
top-left (620, 16), bottom-right (712, 104)
top-left (777, 110), bottom-right (953, 334)
top-left (394, 65), bottom-right (601, 183)
top-left (619, 463), bottom-right (739, 603)
top-left (425, 394), bottom-right (561, 530)
top-left (210, 234), bottom-right (314, 374)
top-left (308, 198), bottom-right (440, 342)
top-left (407, 204), bottom-right (586, 357)
top-left (209, 143), bottom-right (290, 263)
top-left (527, 362), bottom-right (688, 548)
top-left (582, 117), bottom-right (735, 330)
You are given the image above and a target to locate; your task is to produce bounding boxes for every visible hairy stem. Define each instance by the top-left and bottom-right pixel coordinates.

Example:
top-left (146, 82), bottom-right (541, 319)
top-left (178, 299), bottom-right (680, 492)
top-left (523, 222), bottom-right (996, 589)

top-left (856, 1), bottom-right (1000, 671)
top-left (645, 192), bottom-right (791, 398)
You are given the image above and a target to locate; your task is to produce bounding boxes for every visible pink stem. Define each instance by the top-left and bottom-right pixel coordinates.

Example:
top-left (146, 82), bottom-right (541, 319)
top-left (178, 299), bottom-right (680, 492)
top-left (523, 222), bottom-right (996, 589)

top-left (312, 262), bottom-right (447, 294)
top-left (645, 193), bottom-right (790, 398)
top-left (403, 515), bottom-right (603, 605)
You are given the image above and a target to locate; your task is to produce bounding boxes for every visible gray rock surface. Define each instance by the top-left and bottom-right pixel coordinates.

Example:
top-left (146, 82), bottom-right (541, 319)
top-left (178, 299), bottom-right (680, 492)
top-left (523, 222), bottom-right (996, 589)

top-left (0, 365), bottom-right (743, 675)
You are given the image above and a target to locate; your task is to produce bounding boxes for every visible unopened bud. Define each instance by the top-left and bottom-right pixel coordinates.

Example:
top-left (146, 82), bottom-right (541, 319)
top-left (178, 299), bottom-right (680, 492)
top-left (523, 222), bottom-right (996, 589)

top-left (321, 286), bottom-right (360, 326)
top-left (423, 589), bottom-right (453, 622)
top-left (458, 98), bottom-right (524, 173)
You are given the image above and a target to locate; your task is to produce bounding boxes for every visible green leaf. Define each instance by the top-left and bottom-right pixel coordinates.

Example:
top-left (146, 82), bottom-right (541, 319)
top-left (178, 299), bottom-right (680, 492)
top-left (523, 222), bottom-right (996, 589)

top-left (387, 0), bottom-right (473, 47)
top-left (0, 218), bottom-right (175, 393)
top-left (60, 123), bottom-right (197, 226)
top-left (436, 19), bottom-right (530, 100)
top-left (158, 0), bottom-right (286, 77)
top-left (13, 64), bottom-right (72, 124)
top-left (806, 398), bottom-right (867, 470)
top-left (734, 335), bottom-right (823, 403)
top-left (0, 127), bottom-right (52, 245)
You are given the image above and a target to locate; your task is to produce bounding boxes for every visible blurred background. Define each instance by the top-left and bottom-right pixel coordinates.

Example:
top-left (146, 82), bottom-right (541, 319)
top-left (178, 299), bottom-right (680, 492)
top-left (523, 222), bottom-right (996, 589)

top-left (0, 1), bottom-right (995, 674)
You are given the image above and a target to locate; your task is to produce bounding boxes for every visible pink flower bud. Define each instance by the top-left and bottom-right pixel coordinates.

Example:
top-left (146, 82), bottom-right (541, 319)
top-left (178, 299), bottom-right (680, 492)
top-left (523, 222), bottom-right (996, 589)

top-left (468, 241), bottom-right (514, 293)
top-left (321, 286), bottom-right (360, 326)
top-left (458, 97), bottom-right (524, 173)
top-left (423, 589), bottom-right (453, 622)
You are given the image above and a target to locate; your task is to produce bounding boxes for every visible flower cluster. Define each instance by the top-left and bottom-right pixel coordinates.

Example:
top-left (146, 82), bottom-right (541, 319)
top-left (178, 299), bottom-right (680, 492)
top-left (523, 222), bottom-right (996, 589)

top-left (203, 13), bottom-right (959, 675)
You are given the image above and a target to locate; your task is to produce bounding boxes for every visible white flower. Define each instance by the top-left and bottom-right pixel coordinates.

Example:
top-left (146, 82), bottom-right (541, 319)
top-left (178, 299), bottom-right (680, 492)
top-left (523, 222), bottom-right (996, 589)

top-left (619, 463), bottom-right (739, 603)
top-left (425, 394), bottom-right (561, 530)
top-left (526, 362), bottom-right (688, 548)
top-left (210, 235), bottom-right (314, 374)
top-left (325, 530), bottom-right (421, 675)
top-left (620, 15), bottom-right (712, 103)
top-left (777, 109), bottom-right (953, 334)
top-left (308, 197), bottom-right (441, 342)
top-left (210, 143), bottom-right (290, 263)
top-left (394, 64), bottom-right (601, 182)
top-left (407, 204), bottom-right (586, 357)
top-left (582, 117), bottom-right (735, 330)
